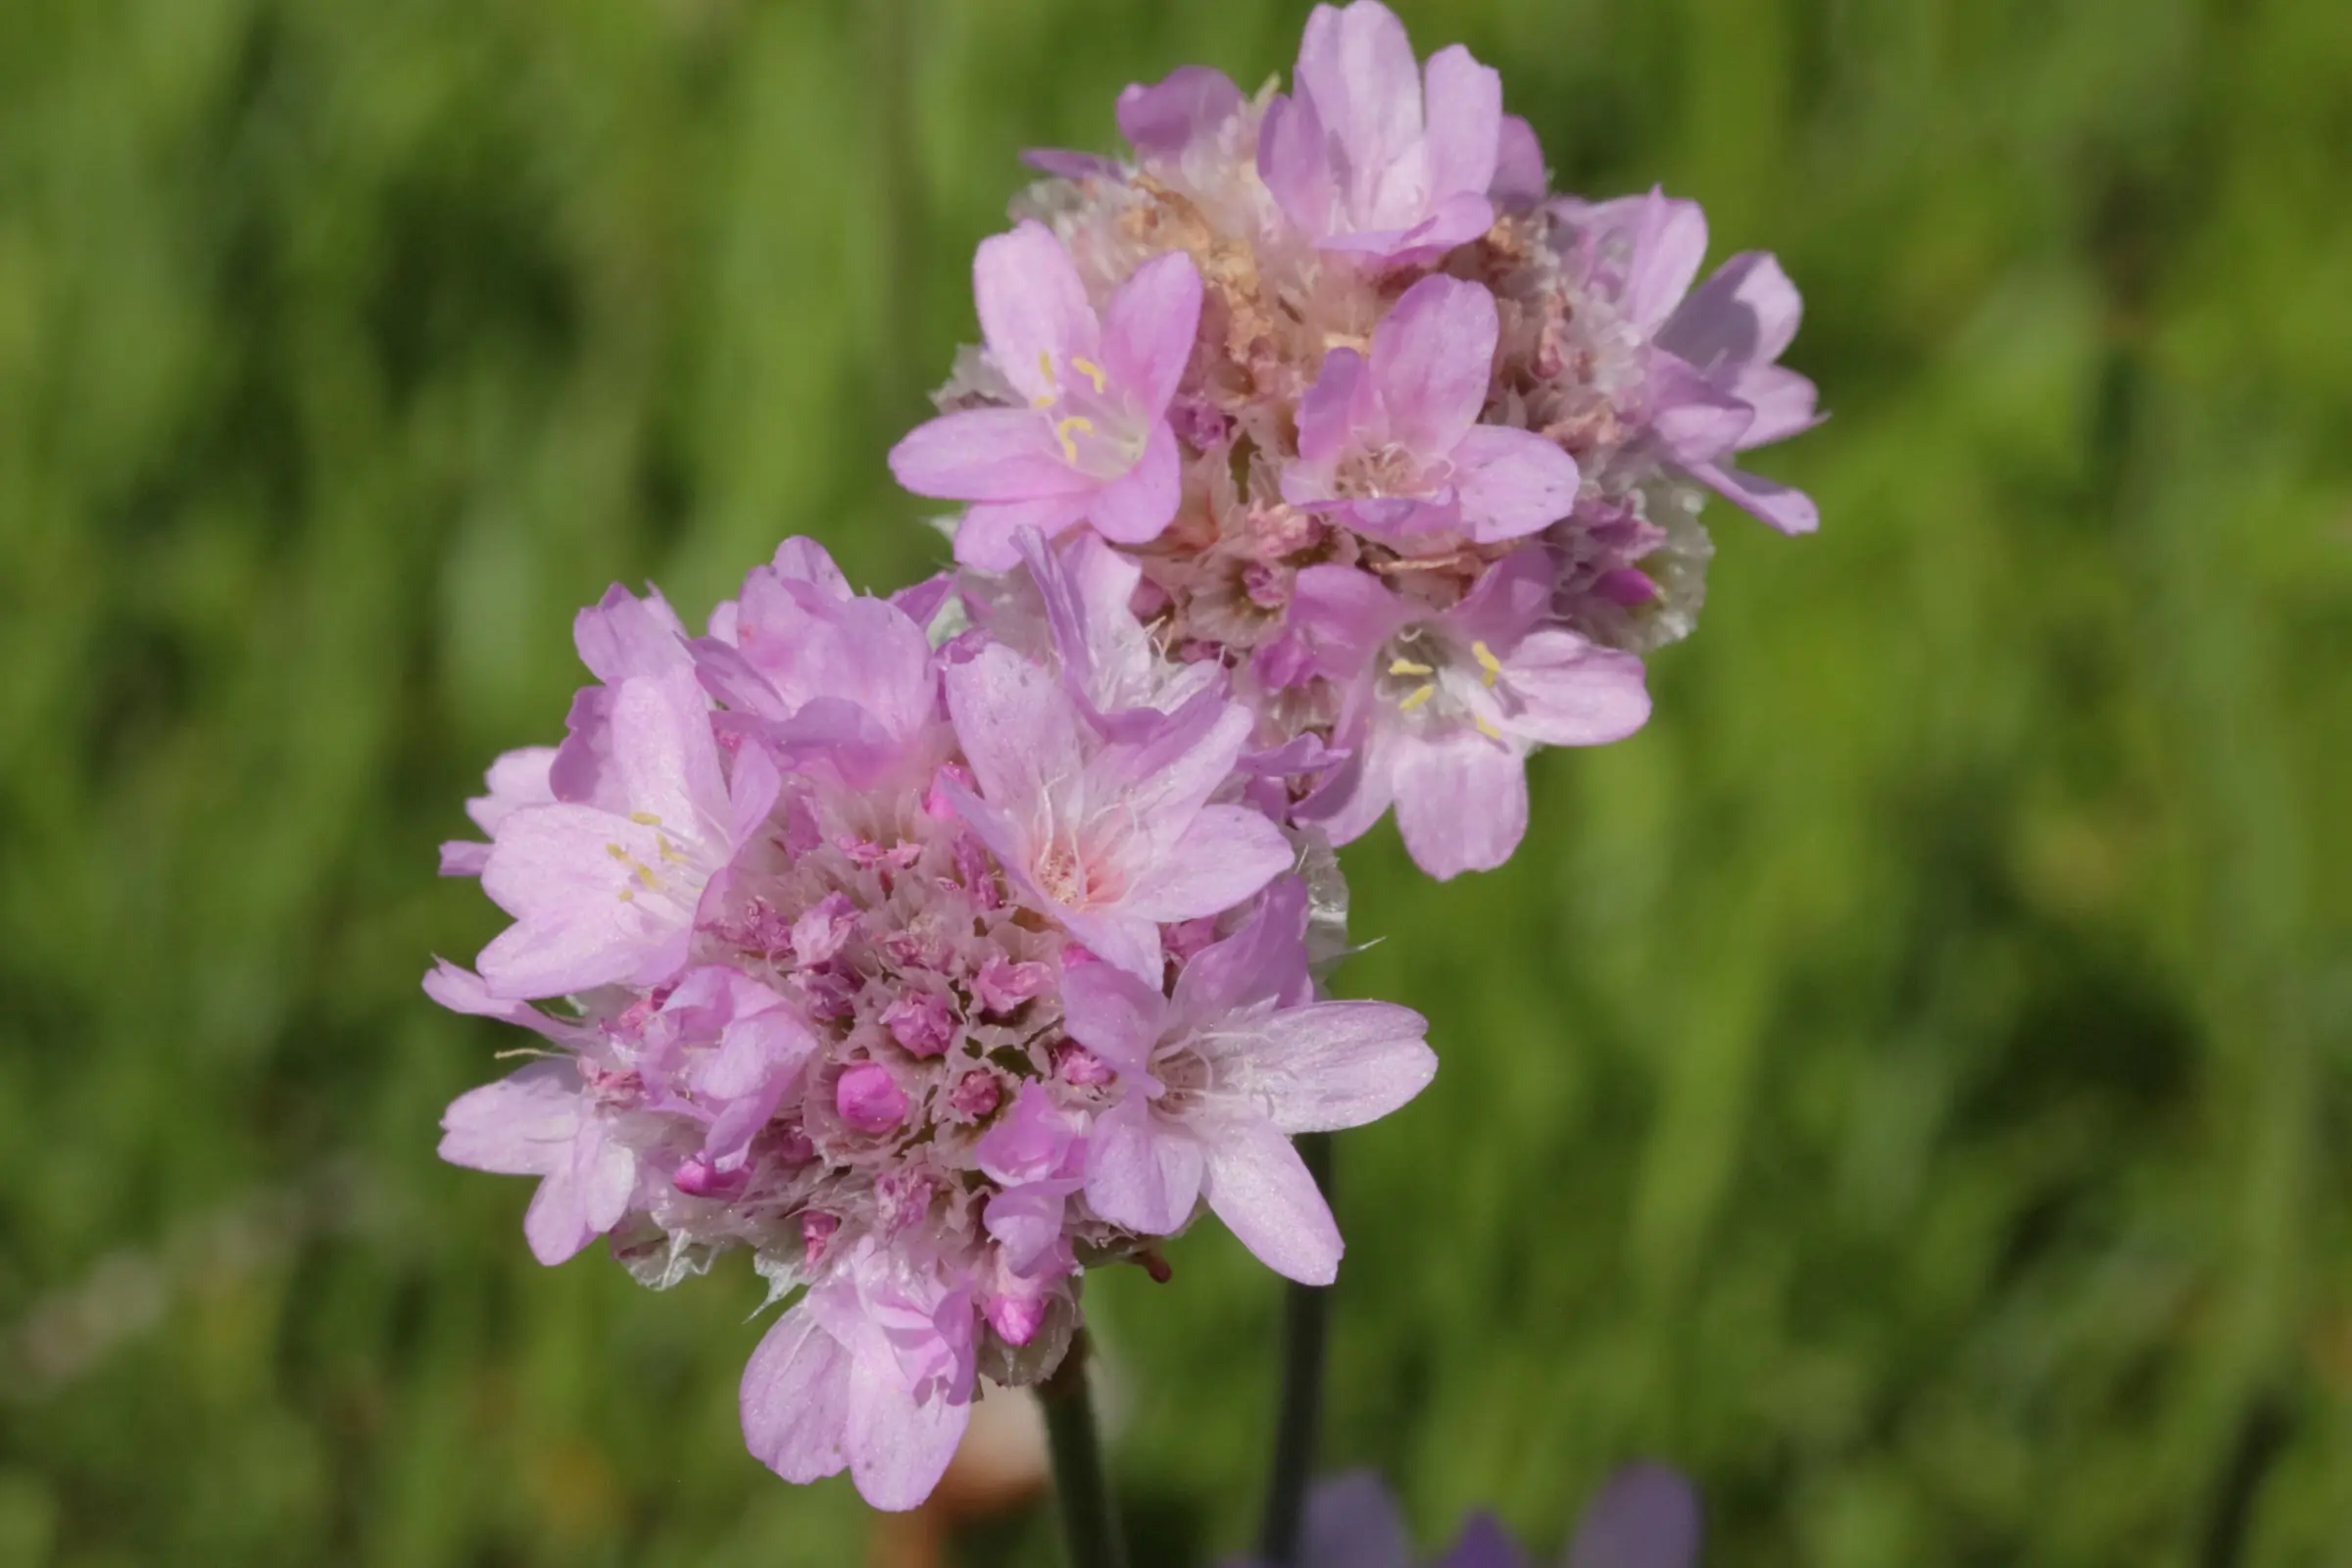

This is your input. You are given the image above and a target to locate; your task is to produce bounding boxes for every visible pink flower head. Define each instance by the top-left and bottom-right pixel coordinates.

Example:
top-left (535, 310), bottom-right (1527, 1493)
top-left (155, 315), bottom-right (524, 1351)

top-left (474, 667), bottom-right (782, 998)
top-left (1258, 2), bottom-right (1504, 262)
top-left (1282, 274), bottom-right (1581, 549)
top-left (889, 220), bottom-right (1203, 570)
top-left (1288, 550), bottom-right (1650, 879)
top-left (940, 642), bottom-right (1293, 980)
top-left (1560, 188), bottom-right (1822, 535)
top-left (1064, 879), bottom-right (1436, 1285)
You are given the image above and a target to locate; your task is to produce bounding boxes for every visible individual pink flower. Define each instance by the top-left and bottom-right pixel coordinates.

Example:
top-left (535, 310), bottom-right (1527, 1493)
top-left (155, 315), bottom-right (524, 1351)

top-left (438, 745), bottom-right (556, 876)
top-left (1560, 188), bottom-right (1822, 534)
top-left (473, 666), bottom-right (781, 998)
top-left (888, 221), bottom-right (1203, 570)
top-left (1257, 2), bottom-right (1503, 261)
top-left (1063, 880), bottom-right (1436, 1284)
top-left (1286, 551), bottom-right (1650, 879)
top-left (739, 1242), bottom-right (978, 1512)
top-left (939, 642), bottom-right (1293, 980)
top-left (1281, 274), bottom-right (1581, 549)
top-left (438, 1057), bottom-right (639, 1266)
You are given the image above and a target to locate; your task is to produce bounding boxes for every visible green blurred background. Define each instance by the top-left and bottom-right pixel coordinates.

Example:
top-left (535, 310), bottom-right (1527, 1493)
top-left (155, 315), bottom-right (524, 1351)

top-left (3, 0), bottom-right (2349, 1562)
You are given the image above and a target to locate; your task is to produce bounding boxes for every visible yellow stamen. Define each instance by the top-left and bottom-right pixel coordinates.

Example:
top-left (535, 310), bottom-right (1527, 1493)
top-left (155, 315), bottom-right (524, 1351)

top-left (1388, 658), bottom-right (1435, 677)
top-left (1037, 351), bottom-right (1056, 389)
top-left (1397, 683), bottom-right (1437, 712)
top-left (628, 810), bottom-right (662, 826)
top-left (1069, 355), bottom-right (1107, 393)
top-left (1054, 415), bottom-right (1096, 465)
top-left (1471, 641), bottom-right (1504, 687)
top-left (605, 843), bottom-right (631, 861)
top-left (656, 834), bottom-right (688, 865)
top-left (1473, 714), bottom-right (1503, 741)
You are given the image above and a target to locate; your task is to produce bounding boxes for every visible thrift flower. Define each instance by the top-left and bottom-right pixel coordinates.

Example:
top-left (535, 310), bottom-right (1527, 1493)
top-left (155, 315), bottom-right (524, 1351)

top-left (432, 539), bottom-right (1436, 1511)
top-left (1232, 1464), bottom-right (1703, 1568)
top-left (889, 220), bottom-right (1203, 570)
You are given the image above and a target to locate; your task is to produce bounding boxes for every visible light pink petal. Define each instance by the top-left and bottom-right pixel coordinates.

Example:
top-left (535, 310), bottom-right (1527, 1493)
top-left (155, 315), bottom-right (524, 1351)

top-left (1316, 192), bottom-right (1494, 260)
top-left (1296, 1), bottom-right (1423, 175)
top-left (573, 1124), bottom-right (637, 1238)
top-left (1371, 275), bottom-right (1496, 457)
top-left (1055, 905), bottom-right (1164, 984)
top-left (1687, 457), bottom-right (1819, 536)
top-left (1564, 188), bottom-right (1708, 335)
top-left (437, 1059), bottom-right (583, 1177)
top-left (1420, 44), bottom-right (1501, 200)
top-left (572, 584), bottom-right (689, 685)
top-left (1646, 356), bottom-right (1755, 464)
top-left (610, 670), bottom-right (727, 839)
top-left (1058, 958), bottom-right (1167, 1073)
top-left (1251, 1002), bottom-right (1437, 1134)
top-left (1085, 419), bottom-right (1182, 546)
top-left (982, 1186), bottom-right (1070, 1276)
top-left (1450, 425), bottom-right (1581, 542)
top-left (846, 1358), bottom-right (970, 1512)
top-left (440, 841), bottom-right (490, 876)
top-left (1105, 695), bottom-right (1254, 827)
top-left (769, 536), bottom-right (851, 596)
top-left (889, 409), bottom-right (1094, 503)
top-left (700, 1005), bottom-right (815, 1101)
top-left (1085, 1100), bottom-right (1205, 1235)
top-left (1503, 631), bottom-right (1651, 747)
top-left (1291, 738), bottom-right (1391, 848)
top-left (465, 746), bottom-right (559, 837)
top-left (727, 739), bottom-right (784, 843)
top-left (1021, 146), bottom-right (1118, 180)
top-left (1728, 364), bottom-right (1822, 448)
top-left (521, 1164), bottom-right (596, 1264)
top-left (1391, 730), bottom-right (1529, 880)
top-left (1441, 546), bottom-right (1555, 649)
top-left (952, 493), bottom-right (1098, 570)
top-left (1286, 564), bottom-right (1417, 683)
top-left (741, 1305), bottom-right (853, 1485)
top-left (1200, 1114), bottom-right (1342, 1285)
top-left (975, 220), bottom-right (1100, 405)
top-left (1490, 115), bottom-right (1546, 209)
top-left (1122, 806), bottom-right (1295, 925)
top-left (1170, 877), bottom-right (1313, 1022)
top-left (944, 644), bottom-right (1089, 828)
top-left (1659, 251), bottom-right (1803, 371)
top-left (1117, 66), bottom-right (1245, 155)
top-left (1292, 347), bottom-right (1365, 474)
top-left (1256, 91), bottom-right (1336, 238)
top-left (477, 806), bottom-right (670, 998)
top-left (1100, 249), bottom-right (1202, 414)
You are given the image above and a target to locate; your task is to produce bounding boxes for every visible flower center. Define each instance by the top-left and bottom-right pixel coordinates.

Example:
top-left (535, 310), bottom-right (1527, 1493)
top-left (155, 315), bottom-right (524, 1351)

top-left (1032, 351), bottom-right (1147, 480)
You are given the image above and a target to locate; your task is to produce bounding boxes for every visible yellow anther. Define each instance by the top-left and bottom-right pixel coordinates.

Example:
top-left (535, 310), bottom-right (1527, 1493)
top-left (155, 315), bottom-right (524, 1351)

top-left (633, 864), bottom-right (659, 890)
top-left (1396, 683), bottom-right (1437, 712)
top-left (1069, 355), bottom-right (1107, 393)
top-left (617, 890), bottom-right (635, 903)
top-left (1054, 415), bottom-right (1096, 465)
top-left (628, 810), bottom-right (662, 826)
top-left (657, 835), bottom-right (688, 865)
top-left (1032, 393), bottom-right (1056, 409)
top-left (606, 843), bottom-right (631, 860)
top-left (1471, 641), bottom-right (1504, 686)
top-left (1473, 714), bottom-right (1503, 741)
top-left (1388, 658), bottom-right (1435, 677)
top-left (1037, 351), bottom-right (1056, 389)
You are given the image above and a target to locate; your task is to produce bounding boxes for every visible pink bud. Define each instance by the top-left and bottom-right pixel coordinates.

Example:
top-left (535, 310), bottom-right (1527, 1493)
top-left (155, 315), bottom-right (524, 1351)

top-left (1055, 1042), bottom-right (1114, 1087)
top-left (800, 1210), bottom-right (840, 1264)
top-left (949, 1071), bottom-right (1004, 1120)
top-left (882, 992), bottom-right (957, 1056)
top-left (985, 1291), bottom-right (1050, 1347)
top-left (836, 1063), bottom-right (909, 1133)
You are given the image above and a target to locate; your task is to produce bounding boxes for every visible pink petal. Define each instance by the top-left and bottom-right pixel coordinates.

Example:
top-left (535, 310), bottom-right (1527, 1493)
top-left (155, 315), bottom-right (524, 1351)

top-left (1255, 91), bottom-right (1337, 238)
top-left (1058, 959), bottom-right (1168, 1074)
top-left (889, 408), bottom-right (1094, 503)
top-left (741, 1305), bottom-right (853, 1485)
top-left (1728, 363), bottom-right (1822, 448)
top-left (1490, 115), bottom-right (1546, 208)
top-left (1117, 66), bottom-right (1244, 156)
top-left (1086, 1101), bottom-right (1206, 1236)
top-left (1292, 346), bottom-right (1366, 473)
top-left (975, 220), bottom-right (1100, 405)
top-left (1371, 275), bottom-right (1496, 457)
top-left (1121, 805), bottom-right (1295, 924)
top-left (1086, 419), bottom-right (1182, 545)
top-left (1419, 44), bottom-right (1501, 200)
top-left (1296, 0), bottom-right (1424, 175)
top-left (521, 1163), bottom-right (597, 1264)
top-left (1286, 564), bottom-right (1416, 682)
top-left (1687, 457), bottom-right (1819, 536)
top-left (845, 1357), bottom-right (970, 1512)
top-left (943, 645), bottom-right (1089, 830)
top-left (1450, 425), bottom-right (1581, 542)
top-left (952, 492), bottom-right (1096, 570)
top-left (1503, 631), bottom-right (1651, 747)
top-left (1303, 1472), bottom-right (1415, 1568)
top-left (1659, 251), bottom-right (1803, 371)
top-left (1390, 729), bottom-right (1530, 880)
top-left (609, 670), bottom-right (727, 840)
top-left (1099, 250), bottom-right (1202, 415)
top-left (1250, 1002), bottom-right (1437, 1134)
top-left (1054, 905), bottom-right (1164, 984)
top-left (436, 1059), bottom-right (583, 1177)
top-left (572, 583), bottom-right (689, 685)
top-left (477, 805), bottom-right (673, 998)
top-left (1646, 356), bottom-right (1756, 464)
top-left (1200, 1114), bottom-right (1342, 1285)
top-left (465, 746), bottom-right (559, 837)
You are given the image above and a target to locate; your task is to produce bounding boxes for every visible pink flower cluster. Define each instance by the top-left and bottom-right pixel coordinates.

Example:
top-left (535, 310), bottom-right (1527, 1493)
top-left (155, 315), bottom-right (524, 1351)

top-left (432, 536), bottom-right (1435, 1508)
top-left (431, 0), bottom-right (1822, 1519)
top-left (893, 0), bottom-right (1819, 879)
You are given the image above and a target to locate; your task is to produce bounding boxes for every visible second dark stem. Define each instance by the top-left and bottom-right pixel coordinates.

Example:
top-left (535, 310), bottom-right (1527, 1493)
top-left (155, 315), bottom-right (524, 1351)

top-left (1255, 1129), bottom-right (1335, 1566)
top-left (1041, 1332), bottom-right (1127, 1568)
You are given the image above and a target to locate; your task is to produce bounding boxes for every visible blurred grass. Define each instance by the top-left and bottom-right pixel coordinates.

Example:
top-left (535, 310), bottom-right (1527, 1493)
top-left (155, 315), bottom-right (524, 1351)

top-left (2, 0), bottom-right (2349, 1563)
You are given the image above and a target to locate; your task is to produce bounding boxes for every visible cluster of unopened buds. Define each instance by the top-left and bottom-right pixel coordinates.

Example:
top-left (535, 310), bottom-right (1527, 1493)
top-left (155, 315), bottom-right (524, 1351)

top-left (432, 0), bottom-right (1817, 1517)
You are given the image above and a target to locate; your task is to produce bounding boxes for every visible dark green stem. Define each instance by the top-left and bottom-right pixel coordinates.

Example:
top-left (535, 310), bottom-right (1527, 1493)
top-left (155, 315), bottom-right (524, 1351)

top-left (1041, 1333), bottom-right (1127, 1568)
top-left (1255, 1130), bottom-right (1335, 1566)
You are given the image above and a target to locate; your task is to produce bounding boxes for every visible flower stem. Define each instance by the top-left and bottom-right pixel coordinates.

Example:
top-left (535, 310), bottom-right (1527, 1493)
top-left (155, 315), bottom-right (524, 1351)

top-left (1255, 1130), bottom-right (1335, 1566)
top-left (1040, 1332), bottom-right (1127, 1568)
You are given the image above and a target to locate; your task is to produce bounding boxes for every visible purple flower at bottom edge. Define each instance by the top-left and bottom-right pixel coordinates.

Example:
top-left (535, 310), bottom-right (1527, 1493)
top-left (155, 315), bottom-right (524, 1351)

top-left (1226, 1463), bottom-right (1702, 1568)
